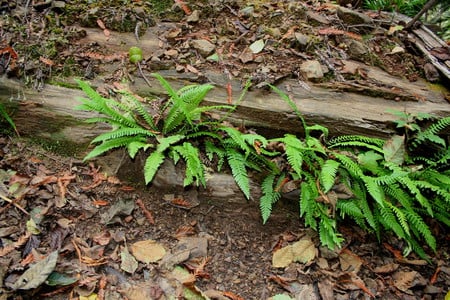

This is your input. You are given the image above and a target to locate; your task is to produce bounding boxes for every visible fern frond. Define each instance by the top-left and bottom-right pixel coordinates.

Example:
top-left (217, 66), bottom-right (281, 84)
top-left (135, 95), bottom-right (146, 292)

top-left (385, 201), bottom-right (410, 235)
top-left (276, 134), bottom-right (305, 177)
top-left (269, 85), bottom-right (309, 136)
top-left (221, 126), bottom-right (251, 154)
top-left (127, 141), bottom-right (152, 159)
top-left (84, 136), bottom-right (146, 161)
top-left (320, 159), bottom-right (340, 193)
top-left (404, 210), bottom-right (436, 251)
top-left (328, 135), bottom-right (385, 148)
top-left (226, 148), bottom-right (250, 200)
top-left (144, 151), bottom-right (165, 184)
top-left (260, 174), bottom-right (283, 224)
top-left (319, 217), bottom-right (344, 249)
top-left (337, 199), bottom-right (364, 219)
top-left (362, 176), bottom-right (385, 206)
top-left (413, 116), bottom-right (450, 148)
top-left (172, 142), bottom-right (206, 187)
top-left (205, 140), bottom-right (226, 171)
top-left (156, 134), bottom-right (185, 152)
top-left (152, 73), bottom-right (180, 101)
top-left (91, 128), bottom-right (155, 143)
top-left (305, 124), bottom-right (329, 137)
top-left (131, 95), bottom-right (158, 131)
top-left (178, 84), bottom-right (214, 106)
top-left (299, 179), bottom-right (319, 230)
top-left (377, 205), bottom-right (407, 239)
top-left (383, 184), bottom-right (413, 209)
top-left (414, 180), bottom-right (450, 203)
top-left (397, 177), bottom-right (433, 216)
top-left (334, 153), bottom-right (364, 177)
top-left (76, 79), bottom-right (104, 103)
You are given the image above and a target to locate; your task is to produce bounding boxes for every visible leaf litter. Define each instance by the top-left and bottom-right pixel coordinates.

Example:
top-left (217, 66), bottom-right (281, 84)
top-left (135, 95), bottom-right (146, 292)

top-left (0, 133), bottom-right (450, 298)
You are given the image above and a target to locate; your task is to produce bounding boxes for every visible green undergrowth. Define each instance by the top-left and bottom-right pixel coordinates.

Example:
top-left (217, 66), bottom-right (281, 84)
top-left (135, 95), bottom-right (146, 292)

top-left (77, 74), bottom-right (450, 261)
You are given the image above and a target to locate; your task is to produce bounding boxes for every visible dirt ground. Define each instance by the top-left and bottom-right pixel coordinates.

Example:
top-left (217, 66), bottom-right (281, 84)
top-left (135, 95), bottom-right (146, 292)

top-left (1, 0), bottom-right (450, 299)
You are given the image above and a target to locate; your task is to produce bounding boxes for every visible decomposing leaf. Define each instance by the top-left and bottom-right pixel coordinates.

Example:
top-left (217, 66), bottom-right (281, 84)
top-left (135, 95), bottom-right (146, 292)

top-left (100, 198), bottom-right (135, 224)
top-left (272, 295), bottom-right (293, 300)
top-left (206, 53), bottom-right (219, 61)
top-left (120, 247), bottom-right (138, 274)
top-left (291, 238), bottom-right (316, 264)
top-left (45, 271), bottom-right (78, 286)
top-left (171, 266), bottom-right (196, 285)
top-left (26, 218), bottom-right (41, 235)
top-left (130, 240), bottom-right (166, 263)
top-left (272, 245), bottom-right (294, 268)
top-left (387, 25), bottom-right (404, 35)
top-left (79, 294), bottom-right (98, 300)
top-left (393, 270), bottom-right (418, 292)
top-left (8, 251), bottom-right (58, 290)
top-left (374, 263), bottom-right (399, 274)
top-left (249, 39), bottom-right (265, 54)
top-left (339, 249), bottom-right (363, 273)
top-left (383, 135), bottom-right (405, 165)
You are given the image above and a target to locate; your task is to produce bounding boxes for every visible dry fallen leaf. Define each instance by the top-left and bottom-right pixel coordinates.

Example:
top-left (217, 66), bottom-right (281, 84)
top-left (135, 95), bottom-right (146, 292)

top-left (120, 246), bottom-right (138, 274)
top-left (291, 238), bottom-right (316, 264)
top-left (272, 244), bottom-right (294, 268)
top-left (130, 240), bottom-right (166, 263)
top-left (393, 270), bottom-right (418, 292)
top-left (339, 249), bottom-right (363, 273)
top-left (374, 263), bottom-right (399, 274)
top-left (7, 251), bottom-right (58, 290)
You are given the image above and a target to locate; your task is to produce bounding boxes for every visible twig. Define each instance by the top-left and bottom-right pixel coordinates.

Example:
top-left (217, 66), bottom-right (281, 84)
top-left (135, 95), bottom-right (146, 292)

top-left (137, 62), bottom-right (152, 87)
top-left (404, 0), bottom-right (438, 30)
top-left (135, 198), bottom-right (155, 224)
top-left (0, 193), bottom-right (29, 215)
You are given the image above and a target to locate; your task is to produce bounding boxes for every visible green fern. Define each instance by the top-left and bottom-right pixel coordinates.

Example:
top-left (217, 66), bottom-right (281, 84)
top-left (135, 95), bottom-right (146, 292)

top-left (144, 151), bottom-right (165, 184)
top-left (260, 174), bottom-right (283, 224)
top-left (328, 135), bottom-right (385, 149)
top-left (319, 217), bottom-right (344, 250)
top-left (320, 159), bottom-right (340, 193)
top-left (413, 116), bottom-right (450, 148)
top-left (0, 103), bottom-right (18, 136)
top-left (226, 147), bottom-right (251, 200)
top-left (172, 142), bottom-right (206, 187)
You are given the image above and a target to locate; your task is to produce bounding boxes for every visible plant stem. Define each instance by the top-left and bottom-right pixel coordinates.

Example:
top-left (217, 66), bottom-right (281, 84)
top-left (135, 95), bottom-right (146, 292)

top-left (137, 62), bottom-right (152, 87)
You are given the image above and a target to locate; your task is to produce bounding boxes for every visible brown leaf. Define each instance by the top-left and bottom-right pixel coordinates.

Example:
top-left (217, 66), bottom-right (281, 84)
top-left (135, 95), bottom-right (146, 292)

top-left (393, 270), bottom-right (417, 292)
top-left (374, 263), bottom-right (399, 274)
top-left (339, 249), bottom-right (363, 273)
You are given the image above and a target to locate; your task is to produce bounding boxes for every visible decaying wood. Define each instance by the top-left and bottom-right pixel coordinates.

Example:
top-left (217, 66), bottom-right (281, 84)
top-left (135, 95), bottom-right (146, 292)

top-left (396, 13), bottom-right (450, 82)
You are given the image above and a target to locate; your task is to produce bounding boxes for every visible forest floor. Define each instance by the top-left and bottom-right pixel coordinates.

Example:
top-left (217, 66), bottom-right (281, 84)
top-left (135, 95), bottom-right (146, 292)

top-left (0, 0), bottom-right (450, 299)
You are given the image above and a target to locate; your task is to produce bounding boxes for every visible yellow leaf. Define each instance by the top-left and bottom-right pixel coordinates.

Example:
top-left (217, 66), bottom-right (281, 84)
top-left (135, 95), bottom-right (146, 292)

top-left (130, 240), bottom-right (166, 263)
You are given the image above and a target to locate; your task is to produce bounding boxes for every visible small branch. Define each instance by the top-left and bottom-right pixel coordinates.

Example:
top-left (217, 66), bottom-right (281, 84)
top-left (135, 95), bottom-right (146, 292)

top-left (0, 193), bottom-right (29, 215)
top-left (404, 0), bottom-right (438, 30)
top-left (137, 62), bottom-right (152, 87)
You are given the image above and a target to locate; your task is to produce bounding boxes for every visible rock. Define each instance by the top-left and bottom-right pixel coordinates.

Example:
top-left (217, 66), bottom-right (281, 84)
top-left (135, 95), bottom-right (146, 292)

top-left (306, 10), bottom-right (330, 25)
top-left (390, 46), bottom-right (405, 54)
top-left (164, 49), bottom-right (178, 58)
top-left (186, 9), bottom-right (200, 23)
top-left (347, 40), bottom-right (369, 60)
top-left (239, 48), bottom-right (254, 63)
top-left (424, 63), bottom-right (440, 82)
top-left (294, 32), bottom-right (310, 51)
top-left (300, 60), bottom-right (324, 80)
top-left (190, 39), bottom-right (215, 57)
top-left (337, 6), bottom-right (372, 25)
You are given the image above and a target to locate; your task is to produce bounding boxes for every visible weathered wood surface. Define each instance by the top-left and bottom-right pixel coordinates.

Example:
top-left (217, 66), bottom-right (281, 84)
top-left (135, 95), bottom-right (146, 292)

top-left (396, 13), bottom-right (450, 81)
top-left (0, 66), bottom-right (449, 153)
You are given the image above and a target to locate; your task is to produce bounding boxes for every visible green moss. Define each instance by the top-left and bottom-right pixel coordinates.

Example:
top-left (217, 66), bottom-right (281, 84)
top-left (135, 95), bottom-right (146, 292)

top-left (29, 135), bottom-right (89, 157)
